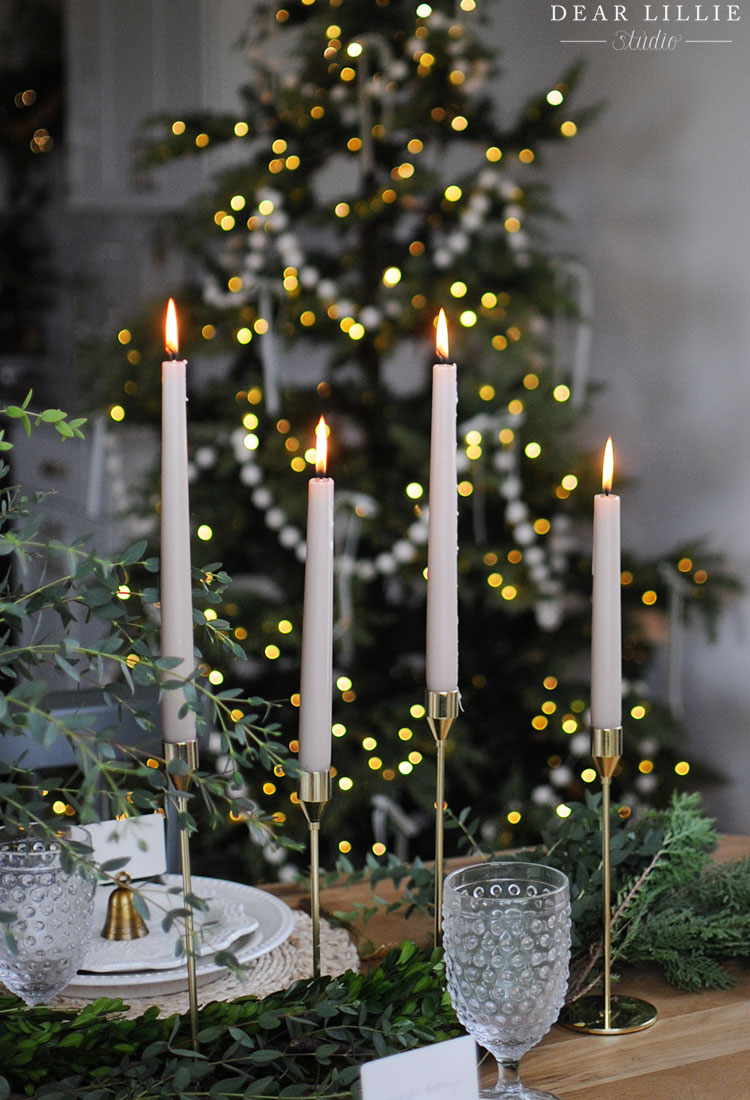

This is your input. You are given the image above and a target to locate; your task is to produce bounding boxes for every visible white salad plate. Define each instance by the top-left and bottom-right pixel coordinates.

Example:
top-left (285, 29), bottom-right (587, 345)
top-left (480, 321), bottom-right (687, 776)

top-left (67, 875), bottom-right (294, 997)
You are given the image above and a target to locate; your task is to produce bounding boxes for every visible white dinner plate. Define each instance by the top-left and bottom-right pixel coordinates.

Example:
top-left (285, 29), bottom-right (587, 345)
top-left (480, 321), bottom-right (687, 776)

top-left (66, 875), bottom-right (294, 997)
top-left (81, 875), bottom-right (260, 973)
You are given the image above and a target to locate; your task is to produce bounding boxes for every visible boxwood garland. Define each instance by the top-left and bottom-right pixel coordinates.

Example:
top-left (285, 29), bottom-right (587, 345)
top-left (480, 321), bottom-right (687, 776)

top-left (0, 943), bottom-right (461, 1098)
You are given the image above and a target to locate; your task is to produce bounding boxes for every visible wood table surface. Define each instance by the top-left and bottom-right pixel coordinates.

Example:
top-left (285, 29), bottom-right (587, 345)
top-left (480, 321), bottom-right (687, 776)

top-left (269, 834), bottom-right (750, 1100)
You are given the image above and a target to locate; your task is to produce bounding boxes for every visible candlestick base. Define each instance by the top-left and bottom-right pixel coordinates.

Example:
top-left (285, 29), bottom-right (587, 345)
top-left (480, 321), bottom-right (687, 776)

top-left (298, 769), bottom-right (332, 979)
top-left (163, 739), bottom-right (200, 1049)
top-left (558, 994), bottom-right (657, 1035)
top-left (559, 727), bottom-right (657, 1037)
top-left (425, 689), bottom-right (459, 947)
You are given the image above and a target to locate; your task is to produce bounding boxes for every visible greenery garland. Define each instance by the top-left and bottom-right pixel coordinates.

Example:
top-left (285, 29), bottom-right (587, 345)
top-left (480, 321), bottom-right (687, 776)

top-left (1, 793), bottom-right (749, 1099)
top-left (0, 943), bottom-right (459, 1099)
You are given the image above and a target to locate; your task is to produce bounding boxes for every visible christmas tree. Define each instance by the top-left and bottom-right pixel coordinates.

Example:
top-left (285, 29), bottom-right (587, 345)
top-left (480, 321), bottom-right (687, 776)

top-left (93, 0), bottom-right (735, 878)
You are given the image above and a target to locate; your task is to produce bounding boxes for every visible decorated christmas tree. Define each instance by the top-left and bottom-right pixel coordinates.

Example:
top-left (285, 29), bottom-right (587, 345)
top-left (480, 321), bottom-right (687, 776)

top-left (93, 0), bottom-right (734, 878)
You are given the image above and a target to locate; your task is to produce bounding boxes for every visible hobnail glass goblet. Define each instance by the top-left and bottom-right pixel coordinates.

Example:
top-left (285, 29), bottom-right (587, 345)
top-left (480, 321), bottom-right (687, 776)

top-left (443, 861), bottom-right (571, 1100)
top-left (0, 825), bottom-right (96, 1005)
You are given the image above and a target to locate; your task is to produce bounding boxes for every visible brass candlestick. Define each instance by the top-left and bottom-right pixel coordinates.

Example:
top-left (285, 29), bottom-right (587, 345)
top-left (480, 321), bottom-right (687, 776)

top-left (164, 738), bottom-right (200, 1049)
top-left (559, 727), bottom-right (657, 1035)
top-left (298, 768), bottom-right (332, 978)
top-left (426, 688), bottom-right (459, 946)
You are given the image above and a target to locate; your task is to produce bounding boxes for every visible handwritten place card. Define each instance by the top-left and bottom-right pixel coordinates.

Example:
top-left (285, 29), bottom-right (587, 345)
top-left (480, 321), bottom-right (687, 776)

top-left (87, 813), bottom-right (167, 881)
top-left (360, 1034), bottom-right (478, 1100)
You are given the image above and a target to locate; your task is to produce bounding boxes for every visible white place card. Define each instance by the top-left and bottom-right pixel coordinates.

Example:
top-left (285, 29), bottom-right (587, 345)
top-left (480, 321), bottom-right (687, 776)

top-left (86, 814), bottom-right (167, 881)
top-left (360, 1034), bottom-right (478, 1100)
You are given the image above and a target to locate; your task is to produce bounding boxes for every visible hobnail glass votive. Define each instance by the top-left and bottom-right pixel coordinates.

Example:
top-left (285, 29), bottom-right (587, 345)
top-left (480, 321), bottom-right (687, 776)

top-left (0, 825), bottom-right (96, 1006)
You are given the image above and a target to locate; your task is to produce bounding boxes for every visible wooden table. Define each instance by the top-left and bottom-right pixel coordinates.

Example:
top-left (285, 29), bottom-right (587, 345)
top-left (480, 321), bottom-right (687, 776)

top-left (270, 835), bottom-right (750, 1099)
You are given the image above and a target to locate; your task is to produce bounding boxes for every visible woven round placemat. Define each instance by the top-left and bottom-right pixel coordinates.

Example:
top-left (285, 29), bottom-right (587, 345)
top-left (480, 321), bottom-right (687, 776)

top-left (52, 910), bottom-right (359, 1018)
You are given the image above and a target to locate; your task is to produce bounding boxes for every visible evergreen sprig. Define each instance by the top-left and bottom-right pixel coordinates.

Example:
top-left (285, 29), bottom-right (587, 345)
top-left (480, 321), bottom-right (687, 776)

top-left (329, 793), bottom-right (750, 999)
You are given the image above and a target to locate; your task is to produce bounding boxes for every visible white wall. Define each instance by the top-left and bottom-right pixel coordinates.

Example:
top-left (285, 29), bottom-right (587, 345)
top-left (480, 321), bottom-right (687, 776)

top-left (491, 1), bottom-right (750, 832)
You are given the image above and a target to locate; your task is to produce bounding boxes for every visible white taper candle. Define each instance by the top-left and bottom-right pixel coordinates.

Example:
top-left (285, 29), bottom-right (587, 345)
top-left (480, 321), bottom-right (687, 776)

top-left (591, 437), bottom-right (622, 729)
top-left (161, 299), bottom-right (197, 744)
top-left (426, 309), bottom-right (459, 693)
top-left (298, 417), bottom-right (334, 772)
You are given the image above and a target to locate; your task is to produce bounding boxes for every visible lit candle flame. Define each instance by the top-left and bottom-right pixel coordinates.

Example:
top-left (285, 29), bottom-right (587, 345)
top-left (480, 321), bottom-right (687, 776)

top-left (315, 416), bottom-right (328, 476)
top-left (165, 298), bottom-right (179, 357)
top-left (602, 437), bottom-right (614, 493)
top-left (435, 308), bottom-right (449, 360)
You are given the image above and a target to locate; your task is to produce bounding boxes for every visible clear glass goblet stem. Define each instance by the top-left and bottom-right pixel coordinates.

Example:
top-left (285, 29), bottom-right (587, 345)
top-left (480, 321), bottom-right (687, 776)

top-left (485, 1057), bottom-right (558, 1099)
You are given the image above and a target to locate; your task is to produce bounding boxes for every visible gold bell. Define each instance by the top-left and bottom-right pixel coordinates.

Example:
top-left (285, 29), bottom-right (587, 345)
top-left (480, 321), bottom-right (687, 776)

top-left (101, 872), bottom-right (150, 940)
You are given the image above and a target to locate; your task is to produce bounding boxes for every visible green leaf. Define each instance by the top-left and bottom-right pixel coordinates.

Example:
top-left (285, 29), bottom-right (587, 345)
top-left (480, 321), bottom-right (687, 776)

top-left (249, 1048), bottom-right (284, 1065)
top-left (120, 539), bottom-right (148, 566)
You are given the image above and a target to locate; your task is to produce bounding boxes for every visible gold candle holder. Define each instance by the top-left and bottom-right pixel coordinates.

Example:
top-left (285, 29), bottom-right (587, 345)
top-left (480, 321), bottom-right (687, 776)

top-left (298, 768), bottom-right (332, 979)
top-left (164, 738), bottom-right (200, 1049)
top-left (559, 727), bottom-right (657, 1035)
top-left (425, 689), bottom-right (459, 946)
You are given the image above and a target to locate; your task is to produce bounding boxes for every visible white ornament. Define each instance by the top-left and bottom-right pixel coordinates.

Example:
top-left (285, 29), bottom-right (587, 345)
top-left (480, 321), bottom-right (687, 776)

top-left (265, 507), bottom-right (286, 530)
top-left (500, 476), bottom-right (522, 499)
top-left (279, 526), bottom-right (302, 549)
top-left (393, 540), bottom-right (415, 563)
top-left (359, 306), bottom-right (382, 328)
top-left (375, 552), bottom-right (397, 574)
top-left (570, 733), bottom-right (589, 756)
top-left (505, 500), bottom-right (528, 524)
top-left (251, 487), bottom-right (273, 509)
top-left (550, 765), bottom-right (573, 788)
top-left (460, 212), bottom-right (481, 231)
top-left (493, 450), bottom-right (516, 472)
top-left (531, 785), bottom-right (555, 806)
top-left (536, 600), bottom-right (562, 630)
top-left (448, 232), bottom-right (469, 254)
top-left (277, 233), bottom-right (297, 252)
top-left (469, 192), bottom-right (491, 215)
top-left (194, 446), bottom-right (217, 469)
top-left (239, 464), bottom-right (262, 486)
top-left (514, 522), bottom-right (535, 546)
